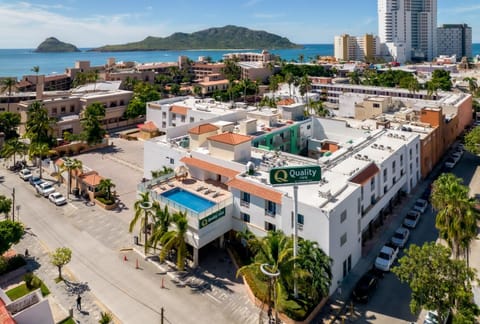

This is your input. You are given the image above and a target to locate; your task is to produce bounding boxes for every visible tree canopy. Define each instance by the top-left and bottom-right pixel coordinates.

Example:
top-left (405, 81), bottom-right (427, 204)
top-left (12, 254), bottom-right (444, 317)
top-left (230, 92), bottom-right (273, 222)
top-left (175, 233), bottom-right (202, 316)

top-left (0, 220), bottom-right (23, 255)
top-left (50, 247), bottom-right (72, 280)
top-left (464, 126), bottom-right (480, 155)
top-left (124, 82), bottom-right (160, 119)
top-left (0, 112), bottom-right (20, 140)
top-left (81, 102), bottom-right (106, 145)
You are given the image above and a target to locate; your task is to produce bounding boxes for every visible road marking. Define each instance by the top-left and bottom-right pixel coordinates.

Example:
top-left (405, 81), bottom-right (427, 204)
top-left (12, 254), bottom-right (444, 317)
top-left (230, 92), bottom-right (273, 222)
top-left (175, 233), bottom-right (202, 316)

top-left (206, 292), bottom-right (222, 303)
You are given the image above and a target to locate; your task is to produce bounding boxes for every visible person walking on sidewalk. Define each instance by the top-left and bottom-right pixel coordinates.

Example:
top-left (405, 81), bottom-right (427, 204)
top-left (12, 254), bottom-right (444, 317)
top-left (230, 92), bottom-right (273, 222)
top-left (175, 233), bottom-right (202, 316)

top-left (76, 295), bottom-right (82, 311)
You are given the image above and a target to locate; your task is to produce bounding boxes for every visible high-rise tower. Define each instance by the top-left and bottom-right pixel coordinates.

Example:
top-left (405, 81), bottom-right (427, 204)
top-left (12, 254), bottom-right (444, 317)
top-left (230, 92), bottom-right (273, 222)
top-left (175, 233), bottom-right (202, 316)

top-left (378, 0), bottom-right (437, 62)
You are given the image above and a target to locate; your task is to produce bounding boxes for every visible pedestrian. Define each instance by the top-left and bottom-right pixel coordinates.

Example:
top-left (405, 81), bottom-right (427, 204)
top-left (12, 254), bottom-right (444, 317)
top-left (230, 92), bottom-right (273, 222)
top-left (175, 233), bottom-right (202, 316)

top-left (24, 249), bottom-right (29, 257)
top-left (76, 294), bottom-right (82, 311)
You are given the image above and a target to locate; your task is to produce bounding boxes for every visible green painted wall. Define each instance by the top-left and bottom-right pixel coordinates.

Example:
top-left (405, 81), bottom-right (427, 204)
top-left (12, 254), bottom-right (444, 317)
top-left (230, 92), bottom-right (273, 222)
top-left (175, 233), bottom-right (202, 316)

top-left (252, 124), bottom-right (300, 154)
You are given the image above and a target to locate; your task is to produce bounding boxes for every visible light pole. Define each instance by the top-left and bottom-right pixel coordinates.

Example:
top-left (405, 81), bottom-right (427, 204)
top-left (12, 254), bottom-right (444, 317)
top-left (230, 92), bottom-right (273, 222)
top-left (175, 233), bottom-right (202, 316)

top-left (260, 263), bottom-right (280, 324)
top-left (11, 187), bottom-right (15, 221)
top-left (139, 201), bottom-right (152, 255)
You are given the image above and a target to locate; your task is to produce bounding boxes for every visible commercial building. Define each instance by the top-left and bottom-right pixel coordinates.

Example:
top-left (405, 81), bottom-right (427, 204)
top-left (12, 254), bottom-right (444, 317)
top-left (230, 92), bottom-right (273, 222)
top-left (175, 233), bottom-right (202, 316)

top-left (334, 34), bottom-right (379, 62)
top-left (437, 24), bottom-right (472, 59)
top-left (378, 0), bottom-right (437, 62)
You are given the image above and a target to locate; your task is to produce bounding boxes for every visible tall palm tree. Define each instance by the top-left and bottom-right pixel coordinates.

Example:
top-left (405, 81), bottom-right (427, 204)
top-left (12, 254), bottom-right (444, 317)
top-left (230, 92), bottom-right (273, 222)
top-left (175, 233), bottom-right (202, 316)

top-left (431, 173), bottom-right (478, 260)
top-left (348, 71), bottom-right (361, 85)
top-left (1, 137), bottom-right (28, 166)
top-left (130, 192), bottom-right (154, 252)
top-left (284, 72), bottom-right (294, 98)
top-left (148, 203), bottom-right (171, 253)
top-left (159, 211), bottom-right (188, 270)
top-left (268, 75), bottom-right (280, 103)
top-left (31, 65), bottom-right (40, 92)
top-left (463, 77), bottom-right (478, 96)
top-left (25, 101), bottom-right (54, 146)
top-left (239, 79), bottom-right (252, 103)
top-left (299, 75), bottom-right (312, 110)
top-left (97, 178), bottom-right (115, 201)
top-left (89, 70), bottom-right (100, 92)
top-left (1, 78), bottom-right (16, 112)
top-left (59, 158), bottom-right (82, 199)
top-left (407, 77), bottom-right (420, 95)
top-left (28, 142), bottom-right (50, 179)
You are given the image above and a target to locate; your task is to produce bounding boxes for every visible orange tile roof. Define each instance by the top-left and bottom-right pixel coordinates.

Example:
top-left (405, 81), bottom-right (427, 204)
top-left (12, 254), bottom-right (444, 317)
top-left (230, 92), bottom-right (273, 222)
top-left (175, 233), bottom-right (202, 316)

top-left (180, 157), bottom-right (239, 179)
top-left (277, 98), bottom-right (295, 105)
top-left (350, 163), bottom-right (380, 185)
top-left (188, 123), bottom-right (219, 135)
top-left (208, 132), bottom-right (252, 145)
top-left (169, 105), bottom-right (189, 115)
top-left (227, 178), bottom-right (282, 204)
top-left (0, 298), bottom-right (15, 324)
top-left (80, 172), bottom-right (104, 186)
top-left (199, 79), bottom-right (229, 86)
top-left (140, 121), bottom-right (158, 132)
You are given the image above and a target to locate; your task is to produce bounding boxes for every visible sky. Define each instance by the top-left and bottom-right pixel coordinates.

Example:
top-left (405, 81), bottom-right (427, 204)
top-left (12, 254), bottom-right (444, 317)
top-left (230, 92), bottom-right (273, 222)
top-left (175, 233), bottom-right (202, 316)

top-left (0, 0), bottom-right (479, 48)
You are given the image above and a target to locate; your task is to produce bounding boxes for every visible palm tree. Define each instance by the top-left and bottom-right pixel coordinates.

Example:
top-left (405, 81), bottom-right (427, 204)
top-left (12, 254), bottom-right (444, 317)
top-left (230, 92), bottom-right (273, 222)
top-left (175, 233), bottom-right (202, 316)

top-left (89, 70), bottom-right (100, 92)
top-left (268, 75), bottom-right (280, 103)
top-left (299, 75), bottom-right (312, 110)
top-left (1, 138), bottom-right (28, 166)
top-left (31, 65), bottom-right (40, 92)
top-left (284, 72), bottom-right (294, 98)
top-left (98, 312), bottom-right (113, 324)
top-left (159, 211), bottom-right (188, 270)
top-left (1, 78), bottom-right (16, 112)
top-left (25, 101), bottom-right (54, 146)
top-left (431, 173), bottom-right (478, 260)
top-left (296, 239), bottom-right (332, 302)
top-left (407, 77), bottom-right (420, 95)
top-left (148, 203), bottom-right (171, 253)
top-left (463, 77), bottom-right (478, 96)
top-left (98, 178), bottom-right (115, 201)
top-left (348, 71), bottom-right (361, 85)
top-left (28, 142), bottom-right (50, 179)
top-left (59, 158), bottom-right (82, 199)
top-left (239, 79), bottom-right (252, 103)
top-left (130, 192), bottom-right (154, 253)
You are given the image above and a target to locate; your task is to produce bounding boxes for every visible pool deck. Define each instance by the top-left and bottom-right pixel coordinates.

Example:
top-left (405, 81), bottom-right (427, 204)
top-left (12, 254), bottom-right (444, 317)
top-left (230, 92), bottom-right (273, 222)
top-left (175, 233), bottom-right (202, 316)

top-left (152, 177), bottom-right (231, 204)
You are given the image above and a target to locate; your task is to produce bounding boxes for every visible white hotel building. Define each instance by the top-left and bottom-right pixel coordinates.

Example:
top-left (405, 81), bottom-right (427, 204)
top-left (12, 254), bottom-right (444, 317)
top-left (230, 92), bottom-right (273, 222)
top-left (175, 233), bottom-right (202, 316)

top-left (140, 111), bottom-right (420, 294)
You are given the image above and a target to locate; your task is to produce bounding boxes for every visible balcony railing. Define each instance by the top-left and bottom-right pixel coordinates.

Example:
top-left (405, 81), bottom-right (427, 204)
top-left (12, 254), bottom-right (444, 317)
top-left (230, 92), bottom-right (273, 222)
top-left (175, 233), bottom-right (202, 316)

top-left (137, 172), bottom-right (175, 192)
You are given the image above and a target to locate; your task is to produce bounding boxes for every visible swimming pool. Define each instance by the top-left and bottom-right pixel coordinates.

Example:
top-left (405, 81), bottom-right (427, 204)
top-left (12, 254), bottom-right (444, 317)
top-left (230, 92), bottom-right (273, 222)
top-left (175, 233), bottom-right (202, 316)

top-left (161, 187), bottom-right (215, 213)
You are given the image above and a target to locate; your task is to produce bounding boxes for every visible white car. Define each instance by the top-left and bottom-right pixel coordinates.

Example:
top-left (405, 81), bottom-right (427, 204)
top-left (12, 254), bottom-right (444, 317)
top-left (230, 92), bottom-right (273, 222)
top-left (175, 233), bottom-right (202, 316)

top-left (413, 198), bottom-right (428, 214)
top-left (403, 210), bottom-right (420, 228)
top-left (36, 181), bottom-right (55, 197)
top-left (391, 227), bottom-right (410, 248)
top-left (48, 192), bottom-right (67, 206)
top-left (374, 245), bottom-right (399, 272)
top-left (19, 168), bottom-right (32, 181)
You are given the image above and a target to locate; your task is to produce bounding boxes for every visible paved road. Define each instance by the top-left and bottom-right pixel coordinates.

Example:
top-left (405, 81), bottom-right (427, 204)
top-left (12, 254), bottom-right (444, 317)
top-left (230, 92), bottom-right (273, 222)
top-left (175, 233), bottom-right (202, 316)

top-left (0, 139), bottom-right (260, 324)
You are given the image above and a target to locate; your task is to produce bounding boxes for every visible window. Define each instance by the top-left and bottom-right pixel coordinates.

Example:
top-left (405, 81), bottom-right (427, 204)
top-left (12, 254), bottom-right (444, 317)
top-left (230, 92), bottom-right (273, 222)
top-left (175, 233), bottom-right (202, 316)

top-left (361, 186), bottom-right (364, 200)
top-left (51, 107), bottom-right (57, 115)
top-left (70, 105), bottom-right (75, 112)
top-left (409, 148), bottom-right (412, 160)
top-left (357, 198), bottom-right (361, 214)
top-left (61, 106), bottom-right (66, 113)
top-left (162, 112), bottom-right (166, 118)
top-left (265, 201), bottom-right (276, 216)
top-left (340, 233), bottom-right (347, 246)
top-left (383, 169), bottom-right (387, 182)
top-left (384, 185), bottom-right (387, 194)
top-left (393, 176), bottom-right (396, 185)
top-left (169, 158), bottom-right (174, 164)
top-left (340, 210), bottom-right (347, 223)
top-left (172, 113), bottom-right (177, 119)
top-left (297, 214), bottom-right (304, 226)
top-left (181, 116), bottom-right (185, 122)
top-left (306, 124), bottom-right (311, 130)
top-left (190, 117), bottom-right (194, 123)
top-left (241, 192), bottom-right (250, 207)
top-left (392, 161), bottom-right (396, 173)
top-left (371, 194), bottom-right (376, 205)
top-left (242, 213), bottom-right (250, 223)
top-left (400, 154), bottom-right (404, 166)
top-left (162, 122), bottom-right (166, 128)
top-left (265, 221), bottom-right (276, 231)
top-left (357, 219), bottom-right (361, 234)
top-left (370, 178), bottom-right (375, 191)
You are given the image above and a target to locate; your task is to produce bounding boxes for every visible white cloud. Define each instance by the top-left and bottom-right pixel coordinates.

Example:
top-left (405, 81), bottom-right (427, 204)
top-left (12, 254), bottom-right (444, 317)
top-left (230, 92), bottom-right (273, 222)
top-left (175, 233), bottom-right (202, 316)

top-left (244, 0), bottom-right (261, 7)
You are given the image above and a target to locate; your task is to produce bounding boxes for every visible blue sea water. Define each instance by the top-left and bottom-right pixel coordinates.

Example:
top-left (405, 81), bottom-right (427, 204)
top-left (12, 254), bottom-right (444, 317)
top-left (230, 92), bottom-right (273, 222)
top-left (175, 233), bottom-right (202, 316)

top-left (1, 43), bottom-right (479, 79)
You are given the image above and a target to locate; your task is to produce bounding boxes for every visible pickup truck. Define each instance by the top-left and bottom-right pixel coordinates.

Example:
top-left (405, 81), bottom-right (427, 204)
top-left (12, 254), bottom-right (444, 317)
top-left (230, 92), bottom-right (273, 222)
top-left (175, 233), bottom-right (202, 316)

top-left (374, 243), bottom-right (399, 272)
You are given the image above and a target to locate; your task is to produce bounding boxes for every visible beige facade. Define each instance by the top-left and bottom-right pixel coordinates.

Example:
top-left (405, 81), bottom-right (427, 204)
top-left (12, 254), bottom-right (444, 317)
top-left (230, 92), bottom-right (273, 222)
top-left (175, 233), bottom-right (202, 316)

top-left (334, 34), bottom-right (378, 61)
top-left (355, 96), bottom-right (392, 120)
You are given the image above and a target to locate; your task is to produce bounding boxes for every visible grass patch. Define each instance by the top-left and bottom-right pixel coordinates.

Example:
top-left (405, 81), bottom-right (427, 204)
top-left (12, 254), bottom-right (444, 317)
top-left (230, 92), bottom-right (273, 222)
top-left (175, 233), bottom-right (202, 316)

top-left (57, 317), bottom-right (76, 324)
top-left (6, 275), bottom-right (50, 300)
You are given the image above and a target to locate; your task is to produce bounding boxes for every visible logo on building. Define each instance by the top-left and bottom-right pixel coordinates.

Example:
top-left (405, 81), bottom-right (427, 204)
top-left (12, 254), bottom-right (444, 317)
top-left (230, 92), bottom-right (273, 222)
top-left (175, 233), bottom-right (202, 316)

top-left (269, 165), bottom-right (321, 185)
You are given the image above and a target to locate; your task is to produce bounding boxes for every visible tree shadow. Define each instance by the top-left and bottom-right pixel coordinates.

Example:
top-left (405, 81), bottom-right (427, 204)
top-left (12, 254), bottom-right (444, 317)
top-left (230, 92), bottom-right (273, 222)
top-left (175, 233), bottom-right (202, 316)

top-left (64, 280), bottom-right (90, 295)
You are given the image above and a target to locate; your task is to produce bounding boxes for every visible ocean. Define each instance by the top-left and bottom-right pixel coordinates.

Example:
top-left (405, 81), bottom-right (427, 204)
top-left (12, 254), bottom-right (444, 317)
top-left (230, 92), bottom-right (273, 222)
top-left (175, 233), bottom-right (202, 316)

top-left (1, 43), bottom-right (479, 79)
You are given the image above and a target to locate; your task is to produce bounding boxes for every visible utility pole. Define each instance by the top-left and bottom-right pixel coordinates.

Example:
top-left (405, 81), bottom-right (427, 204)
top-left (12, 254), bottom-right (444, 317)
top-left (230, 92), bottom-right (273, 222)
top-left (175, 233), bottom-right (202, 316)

top-left (161, 307), bottom-right (164, 324)
top-left (11, 187), bottom-right (15, 221)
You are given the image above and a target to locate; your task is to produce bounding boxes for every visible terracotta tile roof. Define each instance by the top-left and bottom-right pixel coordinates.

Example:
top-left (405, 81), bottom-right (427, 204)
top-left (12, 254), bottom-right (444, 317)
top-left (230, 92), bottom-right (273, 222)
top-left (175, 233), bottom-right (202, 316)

top-left (227, 178), bottom-right (282, 204)
top-left (16, 80), bottom-right (32, 88)
top-left (188, 123), bottom-right (219, 135)
top-left (80, 172), bottom-right (104, 186)
top-left (169, 105), bottom-right (189, 115)
top-left (199, 79), bottom-right (229, 86)
top-left (180, 157), bottom-right (239, 179)
top-left (350, 163), bottom-right (380, 185)
top-left (0, 298), bottom-right (15, 324)
top-left (140, 121), bottom-right (158, 132)
top-left (277, 98), bottom-right (295, 105)
top-left (208, 132), bottom-right (252, 145)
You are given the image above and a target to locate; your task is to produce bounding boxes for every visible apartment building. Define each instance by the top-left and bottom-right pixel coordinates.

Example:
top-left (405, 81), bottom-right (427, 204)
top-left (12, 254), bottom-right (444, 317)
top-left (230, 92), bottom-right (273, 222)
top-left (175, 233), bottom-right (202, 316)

top-left (437, 24), bottom-right (472, 59)
top-left (223, 50), bottom-right (277, 63)
top-left (334, 34), bottom-right (379, 61)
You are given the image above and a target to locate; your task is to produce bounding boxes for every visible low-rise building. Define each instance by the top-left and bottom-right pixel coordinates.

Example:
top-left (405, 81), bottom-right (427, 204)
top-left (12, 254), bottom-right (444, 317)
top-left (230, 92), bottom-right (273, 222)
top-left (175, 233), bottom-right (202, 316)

top-left (0, 287), bottom-right (55, 324)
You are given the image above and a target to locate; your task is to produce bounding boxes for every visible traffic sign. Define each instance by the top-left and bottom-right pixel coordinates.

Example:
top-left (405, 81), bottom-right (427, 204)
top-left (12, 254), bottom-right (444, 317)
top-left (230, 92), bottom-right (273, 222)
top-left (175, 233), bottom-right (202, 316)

top-left (269, 165), bottom-right (321, 185)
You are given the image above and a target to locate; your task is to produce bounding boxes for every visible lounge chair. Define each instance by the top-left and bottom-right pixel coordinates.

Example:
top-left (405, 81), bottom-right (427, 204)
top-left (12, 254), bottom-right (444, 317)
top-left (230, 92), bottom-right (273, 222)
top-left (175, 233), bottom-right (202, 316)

top-left (196, 185), bottom-right (205, 192)
top-left (205, 187), bottom-right (213, 194)
top-left (212, 191), bottom-right (219, 197)
top-left (167, 182), bottom-right (174, 187)
top-left (160, 186), bottom-right (167, 191)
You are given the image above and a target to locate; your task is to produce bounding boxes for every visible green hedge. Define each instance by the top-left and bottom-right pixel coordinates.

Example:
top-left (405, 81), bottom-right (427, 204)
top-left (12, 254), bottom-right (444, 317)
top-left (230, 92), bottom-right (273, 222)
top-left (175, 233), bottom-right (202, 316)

top-left (0, 255), bottom-right (26, 275)
top-left (96, 196), bottom-right (115, 205)
top-left (6, 274), bottom-right (50, 300)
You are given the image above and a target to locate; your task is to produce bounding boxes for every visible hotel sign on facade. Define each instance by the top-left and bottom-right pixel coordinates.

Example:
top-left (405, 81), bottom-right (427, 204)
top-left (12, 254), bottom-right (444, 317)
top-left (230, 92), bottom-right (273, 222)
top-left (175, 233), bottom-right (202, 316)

top-left (199, 208), bottom-right (226, 229)
top-left (269, 165), bottom-right (321, 185)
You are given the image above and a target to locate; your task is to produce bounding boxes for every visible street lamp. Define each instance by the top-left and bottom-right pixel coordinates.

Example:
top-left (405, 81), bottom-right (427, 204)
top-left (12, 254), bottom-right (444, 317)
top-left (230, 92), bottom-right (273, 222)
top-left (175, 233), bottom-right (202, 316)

top-left (139, 201), bottom-right (152, 255)
top-left (260, 263), bottom-right (280, 324)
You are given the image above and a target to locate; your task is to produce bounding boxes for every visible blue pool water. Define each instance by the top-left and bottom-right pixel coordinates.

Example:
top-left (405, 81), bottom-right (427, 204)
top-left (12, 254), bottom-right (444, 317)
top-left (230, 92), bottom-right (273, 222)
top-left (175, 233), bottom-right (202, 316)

top-left (161, 188), bottom-right (215, 213)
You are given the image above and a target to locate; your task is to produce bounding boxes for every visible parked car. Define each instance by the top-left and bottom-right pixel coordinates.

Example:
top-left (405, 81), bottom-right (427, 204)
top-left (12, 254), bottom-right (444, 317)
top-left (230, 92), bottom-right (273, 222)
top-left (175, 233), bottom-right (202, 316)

top-left (29, 176), bottom-right (43, 187)
top-left (19, 168), bottom-right (32, 181)
top-left (36, 181), bottom-right (55, 197)
top-left (444, 157), bottom-right (457, 169)
top-left (391, 227), bottom-right (410, 248)
top-left (451, 151), bottom-right (462, 163)
top-left (374, 244), bottom-right (399, 272)
top-left (403, 210), bottom-right (420, 228)
top-left (423, 310), bottom-right (449, 324)
top-left (413, 198), bottom-right (428, 214)
top-left (352, 270), bottom-right (379, 303)
top-left (48, 192), bottom-right (67, 206)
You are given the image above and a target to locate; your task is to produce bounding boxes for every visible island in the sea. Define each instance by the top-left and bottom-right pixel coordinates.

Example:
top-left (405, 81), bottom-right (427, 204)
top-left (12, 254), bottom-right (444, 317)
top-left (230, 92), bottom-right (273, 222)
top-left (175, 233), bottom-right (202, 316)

top-left (35, 37), bottom-right (80, 53)
top-left (91, 25), bottom-right (301, 52)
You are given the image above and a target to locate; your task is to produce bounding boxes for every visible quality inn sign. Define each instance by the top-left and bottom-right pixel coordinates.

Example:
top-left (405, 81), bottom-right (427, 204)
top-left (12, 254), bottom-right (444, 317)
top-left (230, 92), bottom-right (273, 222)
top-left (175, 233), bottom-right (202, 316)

top-left (269, 165), bottom-right (321, 185)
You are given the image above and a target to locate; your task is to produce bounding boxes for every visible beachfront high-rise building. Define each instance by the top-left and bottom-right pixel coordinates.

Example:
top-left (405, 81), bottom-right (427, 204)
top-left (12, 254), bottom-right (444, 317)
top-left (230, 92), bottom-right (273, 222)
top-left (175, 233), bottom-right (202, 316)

top-left (437, 24), bottom-right (472, 59)
top-left (334, 34), bottom-right (379, 61)
top-left (378, 0), bottom-right (437, 63)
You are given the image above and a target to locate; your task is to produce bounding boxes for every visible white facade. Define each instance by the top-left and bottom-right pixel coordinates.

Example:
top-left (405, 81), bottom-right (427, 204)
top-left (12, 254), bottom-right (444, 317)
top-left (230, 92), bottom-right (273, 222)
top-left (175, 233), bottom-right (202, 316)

top-left (378, 0), bottom-right (437, 62)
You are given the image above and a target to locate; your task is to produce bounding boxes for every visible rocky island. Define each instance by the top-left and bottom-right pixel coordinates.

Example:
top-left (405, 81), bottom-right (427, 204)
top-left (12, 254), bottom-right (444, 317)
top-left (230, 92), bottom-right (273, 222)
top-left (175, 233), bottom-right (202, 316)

top-left (91, 25), bottom-right (301, 52)
top-left (35, 37), bottom-right (80, 53)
